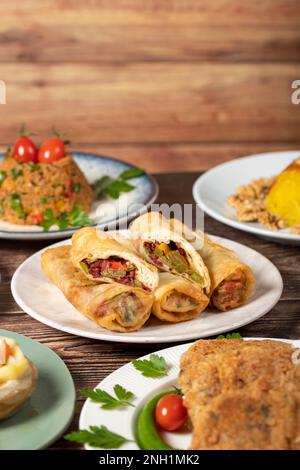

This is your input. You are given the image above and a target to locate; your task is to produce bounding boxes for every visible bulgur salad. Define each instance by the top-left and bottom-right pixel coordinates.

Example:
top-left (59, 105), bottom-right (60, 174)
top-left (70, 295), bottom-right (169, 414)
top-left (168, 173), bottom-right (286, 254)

top-left (0, 127), bottom-right (145, 231)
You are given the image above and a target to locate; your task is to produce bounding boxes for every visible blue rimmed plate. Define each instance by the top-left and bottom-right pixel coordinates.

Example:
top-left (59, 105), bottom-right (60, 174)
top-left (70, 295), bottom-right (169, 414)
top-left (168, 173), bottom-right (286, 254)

top-left (0, 152), bottom-right (158, 240)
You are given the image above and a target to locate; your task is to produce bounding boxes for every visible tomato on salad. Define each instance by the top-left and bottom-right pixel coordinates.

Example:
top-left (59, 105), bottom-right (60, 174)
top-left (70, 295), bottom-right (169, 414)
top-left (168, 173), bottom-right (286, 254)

top-left (155, 393), bottom-right (187, 432)
top-left (38, 137), bottom-right (66, 163)
top-left (13, 135), bottom-right (38, 163)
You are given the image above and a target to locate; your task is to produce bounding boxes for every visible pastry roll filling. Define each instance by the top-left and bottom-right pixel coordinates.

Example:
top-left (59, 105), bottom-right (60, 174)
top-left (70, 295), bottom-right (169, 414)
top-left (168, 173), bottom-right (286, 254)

top-left (211, 269), bottom-right (247, 311)
top-left (97, 292), bottom-right (146, 327)
top-left (143, 241), bottom-right (203, 285)
top-left (163, 291), bottom-right (200, 313)
top-left (80, 256), bottom-right (150, 291)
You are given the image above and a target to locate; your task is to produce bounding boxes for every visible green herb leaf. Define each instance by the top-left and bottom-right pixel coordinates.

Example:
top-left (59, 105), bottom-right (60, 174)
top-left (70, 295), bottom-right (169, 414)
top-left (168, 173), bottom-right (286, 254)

top-left (11, 168), bottom-right (23, 179)
top-left (119, 167), bottom-right (145, 181)
top-left (81, 385), bottom-right (135, 410)
top-left (113, 384), bottom-right (135, 404)
top-left (41, 208), bottom-right (57, 231)
top-left (29, 163), bottom-right (40, 171)
top-left (0, 171), bottom-right (7, 186)
top-left (64, 425), bottom-right (130, 449)
top-left (104, 180), bottom-right (135, 199)
top-left (216, 332), bottom-right (242, 340)
top-left (10, 193), bottom-right (24, 218)
top-left (41, 206), bottom-right (92, 232)
top-left (92, 166), bottom-right (144, 200)
top-left (92, 176), bottom-right (114, 198)
top-left (65, 205), bottom-right (92, 228)
top-left (132, 354), bottom-right (168, 378)
top-left (40, 196), bottom-right (48, 204)
top-left (73, 182), bottom-right (81, 193)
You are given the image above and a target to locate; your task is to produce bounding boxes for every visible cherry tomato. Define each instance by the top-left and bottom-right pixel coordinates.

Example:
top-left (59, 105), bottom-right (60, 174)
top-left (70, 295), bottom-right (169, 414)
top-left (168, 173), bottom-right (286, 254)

top-left (38, 137), bottom-right (66, 163)
top-left (13, 136), bottom-right (38, 163)
top-left (155, 393), bottom-right (187, 432)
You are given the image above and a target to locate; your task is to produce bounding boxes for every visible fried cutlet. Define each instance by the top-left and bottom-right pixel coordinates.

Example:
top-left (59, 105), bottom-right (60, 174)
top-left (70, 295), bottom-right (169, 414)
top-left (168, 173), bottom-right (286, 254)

top-left (179, 339), bottom-right (300, 450)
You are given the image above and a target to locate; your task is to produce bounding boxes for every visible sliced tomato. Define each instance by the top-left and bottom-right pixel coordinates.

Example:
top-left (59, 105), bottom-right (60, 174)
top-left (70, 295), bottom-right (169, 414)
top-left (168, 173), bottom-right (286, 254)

top-left (155, 393), bottom-right (187, 432)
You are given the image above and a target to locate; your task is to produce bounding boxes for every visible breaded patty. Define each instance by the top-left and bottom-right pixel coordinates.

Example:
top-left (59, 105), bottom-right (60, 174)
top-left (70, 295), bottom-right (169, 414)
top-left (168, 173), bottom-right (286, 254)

top-left (179, 339), bottom-right (300, 450)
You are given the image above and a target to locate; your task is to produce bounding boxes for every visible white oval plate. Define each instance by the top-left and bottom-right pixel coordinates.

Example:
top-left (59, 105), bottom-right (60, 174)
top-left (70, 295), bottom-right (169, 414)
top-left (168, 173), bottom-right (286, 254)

top-left (11, 231), bottom-right (283, 344)
top-left (193, 151), bottom-right (300, 245)
top-left (0, 152), bottom-right (158, 240)
top-left (79, 337), bottom-right (300, 450)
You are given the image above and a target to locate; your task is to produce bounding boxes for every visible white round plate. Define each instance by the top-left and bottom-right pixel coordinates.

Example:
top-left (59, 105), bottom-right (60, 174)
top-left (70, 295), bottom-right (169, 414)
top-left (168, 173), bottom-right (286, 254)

top-left (11, 231), bottom-right (283, 344)
top-left (0, 152), bottom-right (158, 240)
top-left (79, 337), bottom-right (300, 450)
top-left (193, 151), bottom-right (300, 245)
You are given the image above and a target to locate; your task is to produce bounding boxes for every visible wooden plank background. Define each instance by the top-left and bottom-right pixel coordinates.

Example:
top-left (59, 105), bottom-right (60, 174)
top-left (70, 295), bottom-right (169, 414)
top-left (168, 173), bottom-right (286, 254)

top-left (0, 0), bottom-right (299, 172)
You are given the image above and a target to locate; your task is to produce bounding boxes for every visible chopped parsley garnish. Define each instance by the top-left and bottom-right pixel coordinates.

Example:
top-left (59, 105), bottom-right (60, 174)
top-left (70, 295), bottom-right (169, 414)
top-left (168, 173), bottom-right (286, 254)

top-left (29, 163), bottom-right (40, 171)
top-left (0, 171), bottom-right (7, 186)
top-left (92, 167), bottom-right (145, 200)
top-left (40, 196), bottom-right (48, 204)
top-left (41, 205), bottom-right (92, 231)
top-left (10, 193), bottom-right (24, 218)
top-left (132, 354), bottom-right (168, 378)
top-left (11, 168), bottom-right (23, 179)
top-left (81, 385), bottom-right (135, 410)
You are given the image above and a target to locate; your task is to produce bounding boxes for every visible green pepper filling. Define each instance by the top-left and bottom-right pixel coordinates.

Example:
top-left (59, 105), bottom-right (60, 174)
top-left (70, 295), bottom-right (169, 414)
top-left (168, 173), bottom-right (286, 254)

top-left (145, 241), bottom-right (204, 286)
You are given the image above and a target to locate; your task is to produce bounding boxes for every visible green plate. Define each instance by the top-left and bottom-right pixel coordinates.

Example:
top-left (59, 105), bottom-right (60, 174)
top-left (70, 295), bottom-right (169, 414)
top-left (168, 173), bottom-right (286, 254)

top-left (0, 329), bottom-right (76, 449)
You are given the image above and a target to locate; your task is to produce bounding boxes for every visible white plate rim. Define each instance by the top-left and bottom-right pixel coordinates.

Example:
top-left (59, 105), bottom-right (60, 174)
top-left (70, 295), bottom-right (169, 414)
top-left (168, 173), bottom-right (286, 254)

top-left (79, 337), bottom-right (300, 450)
top-left (193, 150), bottom-right (300, 242)
top-left (11, 232), bottom-right (283, 344)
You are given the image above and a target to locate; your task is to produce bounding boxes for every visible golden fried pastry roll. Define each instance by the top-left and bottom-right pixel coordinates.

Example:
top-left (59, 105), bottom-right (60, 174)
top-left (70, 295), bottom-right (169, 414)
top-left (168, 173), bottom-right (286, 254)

top-left (152, 273), bottom-right (209, 323)
top-left (70, 227), bottom-right (159, 292)
top-left (196, 233), bottom-right (256, 311)
top-left (41, 246), bottom-right (154, 332)
top-left (130, 212), bottom-right (210, 294)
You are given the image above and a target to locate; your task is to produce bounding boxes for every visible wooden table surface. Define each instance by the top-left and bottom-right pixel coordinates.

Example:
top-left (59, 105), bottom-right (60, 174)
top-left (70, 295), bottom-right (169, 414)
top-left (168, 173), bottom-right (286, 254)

top-left (1, 172), bottom-right (300, 450)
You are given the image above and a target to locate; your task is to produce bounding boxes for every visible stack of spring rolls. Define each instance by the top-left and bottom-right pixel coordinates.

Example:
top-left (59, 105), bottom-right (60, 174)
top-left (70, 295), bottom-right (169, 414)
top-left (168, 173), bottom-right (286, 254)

top-left (41, 212), bottom-right (256, 333)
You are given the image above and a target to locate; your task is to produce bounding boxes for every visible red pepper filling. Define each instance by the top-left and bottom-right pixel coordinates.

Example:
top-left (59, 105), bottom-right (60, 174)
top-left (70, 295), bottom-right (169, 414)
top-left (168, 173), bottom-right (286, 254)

top-left (81, 256), bottom-right (150, 291)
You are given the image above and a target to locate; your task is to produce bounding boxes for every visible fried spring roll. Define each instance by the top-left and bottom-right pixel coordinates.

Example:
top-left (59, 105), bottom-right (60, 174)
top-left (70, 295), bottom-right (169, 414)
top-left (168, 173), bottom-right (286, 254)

top-left (70, 227), bottom-right (159, 292)
top-left (196, 233), bottom-right (256, 311)
top-left (41, 246), bottom-right (154, 332)
top-left (130, 212), bottom-right (211, 294)
top-left (152, 273), bottom-right (209, 323)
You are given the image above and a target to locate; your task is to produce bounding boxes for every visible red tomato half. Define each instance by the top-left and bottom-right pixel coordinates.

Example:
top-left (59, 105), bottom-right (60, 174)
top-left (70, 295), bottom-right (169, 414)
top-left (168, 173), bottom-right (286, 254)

top-left (38, 137), bottom-right (66, 163)
top-left (155, 393), bottom-right (187, 432)
top-left (13, 136), bottom-right (38, 163)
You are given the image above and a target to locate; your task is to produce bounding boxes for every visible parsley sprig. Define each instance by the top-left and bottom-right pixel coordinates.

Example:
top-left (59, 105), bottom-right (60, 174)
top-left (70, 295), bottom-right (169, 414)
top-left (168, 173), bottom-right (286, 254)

top-left (132, 354), bottom-right (168, 378)
top-left (81, 384), bottom-right (135, 410)
top-left (92, 167), bottom-right (145, 200)
top-left (65, 425), bottom-right (131, 449)
top-left (216, 332), bottom-right (242, 340)
top-left (41, 205), bottom-right (92, 231)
